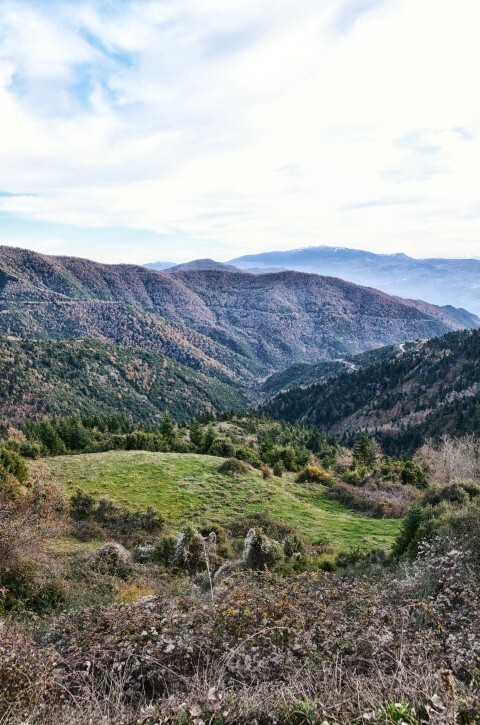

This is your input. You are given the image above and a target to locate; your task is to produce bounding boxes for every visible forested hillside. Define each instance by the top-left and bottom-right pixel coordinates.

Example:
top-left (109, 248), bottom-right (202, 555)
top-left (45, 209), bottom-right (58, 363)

top-left (0, 337), bottom-right (246, 426)
top-left (261, 343), bottom-right (411, 397)
top-left (0, 246), bottom-right (475, 383)
top-left (263, 329), bottom-right (480, 453)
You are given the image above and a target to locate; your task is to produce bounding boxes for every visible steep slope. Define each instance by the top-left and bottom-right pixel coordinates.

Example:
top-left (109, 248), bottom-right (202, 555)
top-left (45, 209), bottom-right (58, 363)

top-left (261, 343), bottom-right (408, 397)
top-left (0, 337), bottom-right (247, 426)
top-left (0, 246), bottom-right (475, 382)
top-left (263, 329), bottom-right (480, 452)
top-left (230, 246), bottom-right (480, 315)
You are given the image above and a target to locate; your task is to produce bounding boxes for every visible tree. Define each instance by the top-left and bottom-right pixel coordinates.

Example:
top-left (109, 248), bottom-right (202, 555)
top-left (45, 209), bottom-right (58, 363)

top-left (189, 420), bottom-right (204, 449)
top-left (36, 420), bottom-right (65, 456)
top-left (352, 432), bottom-right (379, 468)
top-left (202, 426), bottom-right (216, 453)
top-left (160, 412), bottom-right (175, 446)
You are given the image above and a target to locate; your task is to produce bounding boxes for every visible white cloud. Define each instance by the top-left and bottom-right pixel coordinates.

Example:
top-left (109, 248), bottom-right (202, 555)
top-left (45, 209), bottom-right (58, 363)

top-left (0, 0), bottom-right (479, 263)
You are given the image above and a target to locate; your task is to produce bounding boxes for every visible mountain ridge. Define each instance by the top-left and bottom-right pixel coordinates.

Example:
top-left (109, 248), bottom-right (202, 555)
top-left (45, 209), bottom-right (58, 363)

top-left (229, 245), bottom-right (480, 315)
top-left (0, 245), bottom-right (477, 401)
top-left (262, 328), bottom-right (480, 453)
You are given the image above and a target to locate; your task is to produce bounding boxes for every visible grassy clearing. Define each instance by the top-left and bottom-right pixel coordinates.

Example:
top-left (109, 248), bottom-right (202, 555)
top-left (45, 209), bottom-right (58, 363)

top-left (38, 451), bottom-right (401, 551)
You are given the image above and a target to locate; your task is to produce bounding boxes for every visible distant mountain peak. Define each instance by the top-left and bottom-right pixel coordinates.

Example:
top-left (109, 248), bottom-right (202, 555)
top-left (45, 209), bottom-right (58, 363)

top-left (165, 258), bottom-right (242, 273)
top-left (229, 245), bottom-right (480, 315)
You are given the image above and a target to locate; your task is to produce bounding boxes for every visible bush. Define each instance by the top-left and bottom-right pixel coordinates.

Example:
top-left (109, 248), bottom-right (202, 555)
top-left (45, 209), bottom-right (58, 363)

top-left (273, 461), bottom-right (284, 477)
top-left (283, 533), bottom-right (304, 558)
top-left (296, 464), bottom-right (332, 484)
top-left (378, 459), bottom-right (428, 489)
top-left (209, 437), bottom-right (237, 458)
top-left (342, 465), bottom-right (369, 486)
top-left (152, 535), bottom-right (177, 568)
top-left (174, 526), bottom-right (215, 575)
top-left (0, 447), bottom-right (28, 484)
top-left (327, 481), bottom-right (415, 519)
top-left (199, 522), bottom-right (232, 560)
top-left (243, 528), bottom-right (284, 570)
top-left (70, 493), bottom-right (163, 545)
top-left (87, 542), bottom-right (132, 578)
top-left (228, 510), bottom-right (298, 540)
top-left (261, 464), bottom-right (273, 480)
top-left (393, 481), bottom-right (480, 558)
top-left (71, 519), bottom-right (105, 542)
top-left (0, 563), bottom-right (67, 614)
top-left (218, 457), bottom-right (250, 475)
top-left (70, 490), bottom-right (96, 521)
top-left (235, 446), bottom-right (262, 466)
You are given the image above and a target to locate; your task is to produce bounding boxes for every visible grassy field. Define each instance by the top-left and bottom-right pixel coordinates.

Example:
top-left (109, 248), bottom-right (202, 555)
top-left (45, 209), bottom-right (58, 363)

top-left (38, 451), bottom-right (402, 551)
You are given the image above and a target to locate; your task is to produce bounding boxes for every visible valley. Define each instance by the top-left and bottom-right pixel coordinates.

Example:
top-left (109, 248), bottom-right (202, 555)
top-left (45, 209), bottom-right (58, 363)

top-left (2, 245), bottom-right (480, 724)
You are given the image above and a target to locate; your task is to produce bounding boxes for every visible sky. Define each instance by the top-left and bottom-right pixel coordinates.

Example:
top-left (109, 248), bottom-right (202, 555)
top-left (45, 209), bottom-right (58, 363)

top-left (0, 0), bottom-right (480, 264)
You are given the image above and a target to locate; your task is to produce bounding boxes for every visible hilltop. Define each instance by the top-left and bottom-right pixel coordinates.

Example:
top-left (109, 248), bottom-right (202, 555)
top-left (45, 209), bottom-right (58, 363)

top-left (165, 258), bottom-right (240, 273)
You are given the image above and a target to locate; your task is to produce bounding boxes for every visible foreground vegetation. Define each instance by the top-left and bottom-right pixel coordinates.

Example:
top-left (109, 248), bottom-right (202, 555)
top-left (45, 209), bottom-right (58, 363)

top-left (2, 416), bottom-right (480, 722)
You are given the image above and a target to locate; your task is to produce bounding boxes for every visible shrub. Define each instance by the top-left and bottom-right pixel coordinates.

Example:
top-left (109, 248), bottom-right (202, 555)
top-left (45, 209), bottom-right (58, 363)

top-left (228, 510), bottom-right (298, 540)
top-left (87, 542), bottom-right (132, 578)
top-left (152, 535), bottom-right (177, 568)
top-left (342, 465), bottom-right (369, 486)
top-left (378, 459), bottom-right (428, 489)
top-left (243, 528), bottom-right (284, 570)
top-left (131, 544), bottom-right (156, 564)
top-left (283, 533), bottom-right (305, 558)
top-left (71, 519), bottom-right (105, 542)
top-left (174, 526), bottom-right (215, 574)
top-left (296, 464), bottom-right (332, 484)
top-left (261, 464), bottom-right (273, 480)
top-left (70, 493), bottom-right (163, 545)
top-left (199, 522), bottom-right (232, 560)
top-left (218, 457), bottom-right (250, 475)
top-left (0, 446), bottom-right (28, 484)
top-left (70, 490), bottom-right (96, 521)
top-left (209, 437), bottom-right (236, 458)
top-left (327, 481), bottom-right (416, 519)
top-left (0, 561), bottom-right (68, 615)
top-left (235, 446), bottom-right (262, 466)
top-left (273, 460), bottom-right (284, 477)
top-left (393, 481), bottom-right (480, 558)
top-left (317, 553), bottom-right (337, 572)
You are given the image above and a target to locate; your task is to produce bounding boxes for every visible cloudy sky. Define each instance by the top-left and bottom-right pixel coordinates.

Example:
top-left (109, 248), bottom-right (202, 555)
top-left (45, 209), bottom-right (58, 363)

top-left (0, 0), bottom-right (479, 263)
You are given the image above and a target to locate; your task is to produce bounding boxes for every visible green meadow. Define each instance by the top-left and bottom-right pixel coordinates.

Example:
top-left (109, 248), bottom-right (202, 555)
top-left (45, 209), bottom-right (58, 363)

top-left (40, 450), bottom-right (401, 551)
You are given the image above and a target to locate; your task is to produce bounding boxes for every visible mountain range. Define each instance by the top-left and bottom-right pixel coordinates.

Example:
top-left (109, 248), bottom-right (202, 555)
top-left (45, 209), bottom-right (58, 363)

top-left (228, 246), bottom-right (480, 316)
top-left (1, 244), bottom-right (479, 430)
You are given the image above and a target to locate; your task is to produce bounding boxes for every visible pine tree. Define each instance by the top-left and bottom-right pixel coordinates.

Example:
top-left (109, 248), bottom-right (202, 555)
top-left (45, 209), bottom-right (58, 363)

top-left (160, 412), bottom-right (175, 446)
top-left (189, 420), bottom-right (204, 449)
top-left (202, 426), bottom-right (216, 453)
top-left (352, 431), bottom-right (378, 467)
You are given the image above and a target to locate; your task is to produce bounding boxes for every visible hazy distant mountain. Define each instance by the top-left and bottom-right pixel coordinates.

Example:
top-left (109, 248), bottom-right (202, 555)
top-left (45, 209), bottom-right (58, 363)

top-left (230, 246), bottom-right (480, 315)
top-left (165, 258), bottom-right (241, 273)
top-left (144, 260), bottom-right (176, 270)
